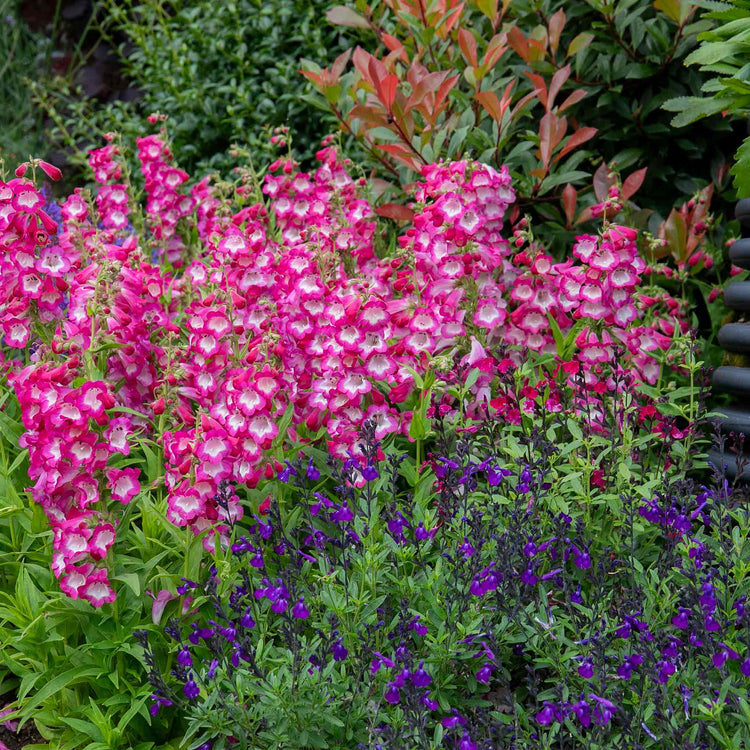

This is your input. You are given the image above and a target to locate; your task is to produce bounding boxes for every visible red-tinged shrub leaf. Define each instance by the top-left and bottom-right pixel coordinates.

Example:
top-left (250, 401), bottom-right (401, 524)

top-left (458, 28), bottom-right (478, 67)
top-left (326, 5), bottom-right (370, 28)
top-left (375, 203), bottom-right (415, 222)
top-left (369, 178), bottom-right (393, 198)
top-left (440, 3), bottom-right (465, 35)
top-left (557, 89), bottom-right (587, 114)
top-left (530, 167), bottom-right (547, 180)
top-left (382, 33), bottom-right (408, 63)
top-left (435, 73), bottom-right (460, 108)
top-left (350, 104), bottom-right (390, 129)
top-left (512, 89), bottom-right (541, 119)
top-left (362, 51), bottom-right (389, 88)
top-left (659, 209), bottom-right (688, 262)
top-left (298, 69), bottom-right (322, 88)
top-left (475, 91), bottom-right (503, 123)
top-left (483, 32), bottom-right (508, 70)
top-left (575, 205), bottom-right (594, 225)
top-left (621, 167), bottom-right (648, 201)
top-left (524, 71), bottom-right (548, 110)
top-left (330, 49), bottom-right (353, 80)
top-left (547, 65), bottom-right (571, 113)
top-left (553, 126), bottom-right (596, 164)
top-left (567, 32), bottom-right (594, 58)
top-left (591, 162), bottom-right (615, 202)
top-left (378, 73), bottom-right (399, 111)
top-left (562, 183), bottom-right (577, 226)
top-left (539, 113), bottom-right (553, 168)
top-left (376, 143), bottom-right (423, 171)
top-left (548, 9), bottom-right (566, 57)
top-left (507, 26), bottom-right (530, 62)
top-left (353, 47), bottom-right (374, 82)
top-left (476, 0), bottom-right (498, 19)
top-left (410, 71), bottom-right (451, 109)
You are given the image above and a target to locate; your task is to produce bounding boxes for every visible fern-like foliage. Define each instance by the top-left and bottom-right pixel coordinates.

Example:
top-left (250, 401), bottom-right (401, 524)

top-left (662, 0), bottom-right (750, 195)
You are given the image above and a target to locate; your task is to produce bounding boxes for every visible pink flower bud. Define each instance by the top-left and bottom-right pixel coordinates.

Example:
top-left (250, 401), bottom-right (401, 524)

top-left (39, 160), bottom-right (62, 181)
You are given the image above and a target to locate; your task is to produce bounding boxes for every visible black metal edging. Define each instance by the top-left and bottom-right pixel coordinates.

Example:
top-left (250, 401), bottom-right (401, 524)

top-left (708, 199), bottom-right (750, 482)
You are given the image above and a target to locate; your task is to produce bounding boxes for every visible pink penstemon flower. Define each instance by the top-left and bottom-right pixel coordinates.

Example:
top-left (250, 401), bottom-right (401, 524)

top-left (1, 130), bottom-right (690, 604)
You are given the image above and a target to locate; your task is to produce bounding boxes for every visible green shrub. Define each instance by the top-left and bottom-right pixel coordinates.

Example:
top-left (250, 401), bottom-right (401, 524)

top-left (0, 0), bottom-right (49, 162)
top-left (33, 0), bottom-right (362, 179)
top-left (663, 0), bottom-right (750, 197)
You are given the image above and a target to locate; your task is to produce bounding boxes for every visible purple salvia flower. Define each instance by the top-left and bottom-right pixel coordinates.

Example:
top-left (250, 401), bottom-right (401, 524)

top-left (184, 677), bottom-right (200, 700)
top-left (572, 698), bottom-right (591, 728)
top-left (422, 692), bottom-right (438, 711)
top-left (384, 682), bottom-right (400, 704)
top-left (412, 660), bottom-right (431, 688)
top-left (535, 703), bottom-right (556, 726)
top-left (475, 663), bottom-right (492, 684)
top-left (292, 597), bottom-right (310, 619)
top-left (362, 462), bottom-right (379, 481)
top-left (672, 607), bottom-right (690, 629)
top-left (332, 639), bottom-right (348, 662)
top-left (177, 647), bottom-right (192, 667)
top-left (271, 598), bottom-right (288, 614)
top-left (306, 457), bottom-right (320, 481)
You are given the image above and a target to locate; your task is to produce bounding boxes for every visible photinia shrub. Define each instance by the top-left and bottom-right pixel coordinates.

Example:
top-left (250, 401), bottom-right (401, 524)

top-left (304, 0), bottom-right (744, 230)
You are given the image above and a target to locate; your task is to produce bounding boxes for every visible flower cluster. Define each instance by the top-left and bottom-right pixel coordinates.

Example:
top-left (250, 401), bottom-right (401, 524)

top-left (1, 132), bottom-right (691, 602)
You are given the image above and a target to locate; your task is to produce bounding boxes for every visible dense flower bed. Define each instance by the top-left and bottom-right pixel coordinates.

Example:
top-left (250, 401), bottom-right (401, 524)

top-left (3, 131), bottom-right (749, 750)
top-left (0, 134), bottom-right (691, 608)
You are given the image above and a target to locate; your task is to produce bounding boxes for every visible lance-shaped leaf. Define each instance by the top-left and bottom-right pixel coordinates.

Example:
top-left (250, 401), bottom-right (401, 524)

top-left (621, 167), bottom-right (648, 201)
top-left (382, 33), bottom-right (409, 64)
top-left (326, 5), bottom-right (370, 28)
top-left (548, 9), bottom-right (566, 57)
top-left (377, 143), bottom-right (423, 171)
top-left (507, 25), bottom-right (530, 62)
top-left (483, 32), bottom-right (508, 70)
top-left (562, 183), bottom-right (577, 226)
top-left (659, 208), bottom-right (688, 263)
top-left (547, 65), bottom-right (571, 113)
top-left (375, 203), bottom-right (415, 221)
top-left (557, 88), bottom-right (587, 114)
top-left (525, 70), bottom-right (548, 110)
top-left (567, 32), bottom-right (594, 58)
top-left (552, 126), bottom-right (596, 164)
top-left (458, 28), bottom-right (478, 67)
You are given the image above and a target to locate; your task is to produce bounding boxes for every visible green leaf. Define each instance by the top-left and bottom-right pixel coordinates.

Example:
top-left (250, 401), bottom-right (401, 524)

top-left (731, 135), bottom-right (750, 197)
top-left (547, 312), bottom-right (565, 357)
top-left (567, 418), bottom-right (583, 440)
top-left (112, 573), bottom-right (141, 598)
top-left (463, 367), bottom-right (480, 391)
top-left (409, 410), bottom-right (427, 441)
top-left (662, 95), bottom-right (732, 127)
top-left (0, 410), bottom-right (22, 446)
top-left (567, 32), bottom-right (594, 57)
top-left (7, 448), bottom-right (29, 474)
top-left (17, 666), bottom-right (102, 720)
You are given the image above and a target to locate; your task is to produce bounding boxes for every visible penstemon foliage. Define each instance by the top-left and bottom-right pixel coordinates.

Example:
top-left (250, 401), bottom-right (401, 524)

top-left (134, 340), bottom-right (750, 749)
top-left (0, 129), bottom-right (698, 609)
